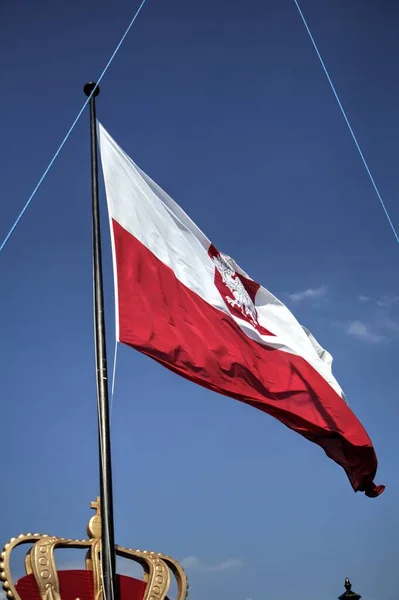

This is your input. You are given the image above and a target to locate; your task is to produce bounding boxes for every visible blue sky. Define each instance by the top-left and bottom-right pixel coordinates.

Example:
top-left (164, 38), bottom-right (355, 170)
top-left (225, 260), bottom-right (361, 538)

top-left (1, 1), bottom-right (398, 600)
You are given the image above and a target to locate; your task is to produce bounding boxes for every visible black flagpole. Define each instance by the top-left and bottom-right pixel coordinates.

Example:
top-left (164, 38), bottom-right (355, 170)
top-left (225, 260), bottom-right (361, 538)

top-left (83, 81), bottom-right (116, 600)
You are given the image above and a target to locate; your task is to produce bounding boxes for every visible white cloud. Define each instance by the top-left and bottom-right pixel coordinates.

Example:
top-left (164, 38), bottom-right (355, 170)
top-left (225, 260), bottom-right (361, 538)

top-left (180, 556), bottom-right (243, 573)
top-left (180, 556), bottom-right (201, 569)
top-left (207, 559), bottom-right (243, 572)
top-left (381, 317), bottom-right (399, 333)
top-left (288, 286), bottom-right (326, 303)
top-left (355, 293), bottom-right (399, 308)
top-left (377, 295), bottom-right (399, 309)
top-left (346, 320), bottom-right (386, 343)
top-left (0, 590), bottom-right (6, 600)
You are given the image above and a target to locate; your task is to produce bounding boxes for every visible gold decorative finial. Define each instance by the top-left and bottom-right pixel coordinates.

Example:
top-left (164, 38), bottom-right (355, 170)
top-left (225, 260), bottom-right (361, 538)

top-left (87, 497), bottom-right (101, 539)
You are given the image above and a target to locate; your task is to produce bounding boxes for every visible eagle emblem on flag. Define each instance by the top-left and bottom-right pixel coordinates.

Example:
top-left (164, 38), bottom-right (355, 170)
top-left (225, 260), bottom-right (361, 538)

top-left (209, 245), bottom-right (274, 337)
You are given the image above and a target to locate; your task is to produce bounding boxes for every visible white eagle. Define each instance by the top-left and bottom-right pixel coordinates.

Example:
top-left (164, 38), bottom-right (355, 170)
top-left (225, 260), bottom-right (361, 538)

top-left (213, 253), bottom-right (259, 328)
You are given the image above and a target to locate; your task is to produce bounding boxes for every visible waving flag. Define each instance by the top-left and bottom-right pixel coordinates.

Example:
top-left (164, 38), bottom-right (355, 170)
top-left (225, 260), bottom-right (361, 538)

top-left (98, 122), bottom-right (383, 498)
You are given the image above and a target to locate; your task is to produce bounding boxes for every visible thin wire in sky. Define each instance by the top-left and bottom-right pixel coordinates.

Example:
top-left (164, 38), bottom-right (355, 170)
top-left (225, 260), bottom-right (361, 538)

top-left (110, 341), bottom-right (119, 423)
top-left (293, 0), bottom-right (399, 245)
top-left (0, 0), bottom-right (148, 254)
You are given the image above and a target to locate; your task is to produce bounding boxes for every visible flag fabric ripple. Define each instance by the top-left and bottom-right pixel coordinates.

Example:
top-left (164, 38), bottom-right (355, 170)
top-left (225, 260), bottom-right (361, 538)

top-left (98, 122), bottom-right (384, 498)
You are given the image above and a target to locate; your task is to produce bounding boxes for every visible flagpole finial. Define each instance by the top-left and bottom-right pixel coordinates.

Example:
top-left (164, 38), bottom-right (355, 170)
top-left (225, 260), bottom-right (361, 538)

top-left (338, 578), bottom-right (361, 600)
top-left (84, 81), bottom-right (100, 97)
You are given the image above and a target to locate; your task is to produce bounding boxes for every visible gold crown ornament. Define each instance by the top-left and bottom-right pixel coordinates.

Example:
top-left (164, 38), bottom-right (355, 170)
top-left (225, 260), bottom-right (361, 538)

top-left (0, 499), bottom-right (188, 600)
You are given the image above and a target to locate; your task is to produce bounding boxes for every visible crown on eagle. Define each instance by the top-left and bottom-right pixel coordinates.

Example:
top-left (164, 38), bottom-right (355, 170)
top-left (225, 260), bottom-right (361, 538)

top-left (0, 499), bottom-right (188, 600)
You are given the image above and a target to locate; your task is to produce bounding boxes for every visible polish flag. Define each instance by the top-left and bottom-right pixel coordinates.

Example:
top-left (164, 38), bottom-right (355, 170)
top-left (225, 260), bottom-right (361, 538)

top-left (98, 123), bottom-right (383, 498)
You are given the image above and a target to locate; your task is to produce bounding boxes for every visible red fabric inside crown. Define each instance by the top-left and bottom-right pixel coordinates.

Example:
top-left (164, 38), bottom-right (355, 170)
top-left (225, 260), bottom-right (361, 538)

top-left (15, 571), bottom-right (146, 600)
